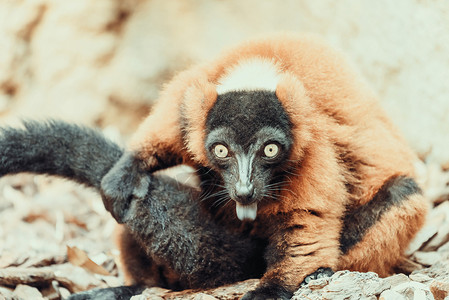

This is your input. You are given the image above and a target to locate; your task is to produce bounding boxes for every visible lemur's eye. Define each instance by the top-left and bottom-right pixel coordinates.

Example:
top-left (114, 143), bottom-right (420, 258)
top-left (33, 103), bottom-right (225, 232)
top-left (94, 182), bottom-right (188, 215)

top-left (264, 143), bottom-right (279, 158)
top-left (214, 144), bottom-right (229, 158)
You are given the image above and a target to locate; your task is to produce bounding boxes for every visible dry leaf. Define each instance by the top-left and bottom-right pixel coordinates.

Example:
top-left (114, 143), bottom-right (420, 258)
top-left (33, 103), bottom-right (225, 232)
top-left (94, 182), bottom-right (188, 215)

top-left (22, 211), bottom-right (52, 223)
top-left (66, 246), bottom-right (110, 276)
top-left (65, 215), bottom-right (88, 230)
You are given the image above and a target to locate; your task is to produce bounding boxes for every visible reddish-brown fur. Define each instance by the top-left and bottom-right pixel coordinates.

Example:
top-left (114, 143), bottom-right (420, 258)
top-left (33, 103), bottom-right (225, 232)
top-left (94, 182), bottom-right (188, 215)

top-left (115, 225), bottom-right (181, 288)
top-left (123, 33), bottom-right (428, 293)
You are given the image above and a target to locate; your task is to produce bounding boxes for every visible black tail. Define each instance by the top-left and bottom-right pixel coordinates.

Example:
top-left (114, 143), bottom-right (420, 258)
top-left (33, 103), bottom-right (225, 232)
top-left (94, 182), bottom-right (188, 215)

top-left (0, 120), bottom-right (123, 190)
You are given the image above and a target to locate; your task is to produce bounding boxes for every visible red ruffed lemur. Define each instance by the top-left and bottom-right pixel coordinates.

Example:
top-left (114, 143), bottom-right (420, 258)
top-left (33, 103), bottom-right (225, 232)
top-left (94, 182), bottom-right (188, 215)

top-left (0, 33), bottom-right (428, 300)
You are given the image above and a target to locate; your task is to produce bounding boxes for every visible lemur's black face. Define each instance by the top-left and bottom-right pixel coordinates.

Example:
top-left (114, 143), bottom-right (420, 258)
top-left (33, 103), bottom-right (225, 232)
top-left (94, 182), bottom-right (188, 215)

top-left (205, 91), bottom-right (293, 221)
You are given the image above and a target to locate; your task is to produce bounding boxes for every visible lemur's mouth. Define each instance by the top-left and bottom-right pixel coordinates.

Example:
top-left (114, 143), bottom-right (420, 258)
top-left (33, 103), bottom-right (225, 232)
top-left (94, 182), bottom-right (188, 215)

top-left (235, 202), bottom-right (257, 221)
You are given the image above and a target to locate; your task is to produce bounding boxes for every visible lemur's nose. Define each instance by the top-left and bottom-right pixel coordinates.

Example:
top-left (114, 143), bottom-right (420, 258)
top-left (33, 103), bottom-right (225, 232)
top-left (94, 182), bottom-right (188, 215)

top-left (235, 182), bottom-right (255, 203)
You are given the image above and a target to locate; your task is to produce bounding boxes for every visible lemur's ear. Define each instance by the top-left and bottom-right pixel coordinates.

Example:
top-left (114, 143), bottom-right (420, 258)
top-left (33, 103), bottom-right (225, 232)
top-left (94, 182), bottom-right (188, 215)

top-left (275, 73), bottom-right (309, 113)
top-left (275, 73), bottom-right (315, 161)
top-left (182, 78), bottom-right (218, 165)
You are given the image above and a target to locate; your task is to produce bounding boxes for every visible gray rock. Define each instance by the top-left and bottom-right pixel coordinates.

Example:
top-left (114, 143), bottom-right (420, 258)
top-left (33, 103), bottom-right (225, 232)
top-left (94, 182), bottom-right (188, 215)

top-left (409, 273), bottom-right (433, 284)
top-left (293, 271), bottom-right (386, 300)
top-left (0, 287), bottom-right (15, 299)
top-left (411, 261), bottom-right (449, 281)
top-left (412, 251), bottom-right (442, 266)
top-left (380, 290), bottom-right (406, 300)
top-left (391, 281), bottom-right (434, 300)
top-left (383, 273), bottom-right (410, 287)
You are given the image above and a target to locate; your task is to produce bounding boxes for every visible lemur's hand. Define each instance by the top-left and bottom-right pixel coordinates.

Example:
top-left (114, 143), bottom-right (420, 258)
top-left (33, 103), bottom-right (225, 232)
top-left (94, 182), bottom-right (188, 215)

top-left (100, 152), bottom-right (151, 223)
top-left (241, 267), bottom-right (334, 300)
top-left (300, 267), bottom-right (334, 287)
top-left (241, 284), bottom-right (293, 300)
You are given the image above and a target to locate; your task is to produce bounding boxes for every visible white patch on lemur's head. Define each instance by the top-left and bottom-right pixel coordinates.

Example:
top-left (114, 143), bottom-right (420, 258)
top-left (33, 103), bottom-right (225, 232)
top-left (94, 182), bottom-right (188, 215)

top-left (216, 58), bottom-right (282, 94)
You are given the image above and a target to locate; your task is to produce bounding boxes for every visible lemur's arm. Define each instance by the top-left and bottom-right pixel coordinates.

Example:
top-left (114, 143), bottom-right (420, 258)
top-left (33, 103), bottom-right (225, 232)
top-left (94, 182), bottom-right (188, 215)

top-left (100, 100), bottom-right (186, 223)
top-left (239, 138), bottom-right (348, 300)
top-left (101, 117), bottom-right (186, 223)
top-left (99, 69), bottom-right (209, 223)
top-left (243, 212), bottom-right (341, 299)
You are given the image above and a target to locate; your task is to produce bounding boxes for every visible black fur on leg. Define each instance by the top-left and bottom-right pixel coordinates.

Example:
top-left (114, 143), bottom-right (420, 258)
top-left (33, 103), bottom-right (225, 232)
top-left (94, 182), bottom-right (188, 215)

top-left (241, 283), bottom-right (293, 300)
top-left (123, 174), bottom-right (267, 289)
top-left (67, 285), bottom-right (145, 300)
top-left (340, 175), bottom-right (422, 253)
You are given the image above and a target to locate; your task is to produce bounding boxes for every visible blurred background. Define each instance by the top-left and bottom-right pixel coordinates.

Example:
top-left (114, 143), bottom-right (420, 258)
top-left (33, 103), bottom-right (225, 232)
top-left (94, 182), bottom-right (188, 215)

top-left (1, 0), bottom-right (448, 164)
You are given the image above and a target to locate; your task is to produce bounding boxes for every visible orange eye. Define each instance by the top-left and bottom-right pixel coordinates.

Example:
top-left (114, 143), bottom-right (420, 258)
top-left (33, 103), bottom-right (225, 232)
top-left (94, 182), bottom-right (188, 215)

top-left (214, 144), bottom-right (229, 158)
top-left (264, 143), bottom-right (279, 158)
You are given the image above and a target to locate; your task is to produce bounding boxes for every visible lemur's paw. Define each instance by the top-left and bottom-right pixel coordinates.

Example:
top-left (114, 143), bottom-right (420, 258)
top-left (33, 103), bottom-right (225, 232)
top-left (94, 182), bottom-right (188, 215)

top-left (300, 267), bottom-right (334, 287)
top-left (100, 152), bottom-right (151, 223)
top-left (241, 283), bottom-right (293, 300)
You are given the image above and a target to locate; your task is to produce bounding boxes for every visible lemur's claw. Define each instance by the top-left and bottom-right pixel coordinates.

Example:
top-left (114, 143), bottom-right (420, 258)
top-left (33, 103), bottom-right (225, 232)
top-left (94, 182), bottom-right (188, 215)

top-left (300, 267), bottom-right (334, 287)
